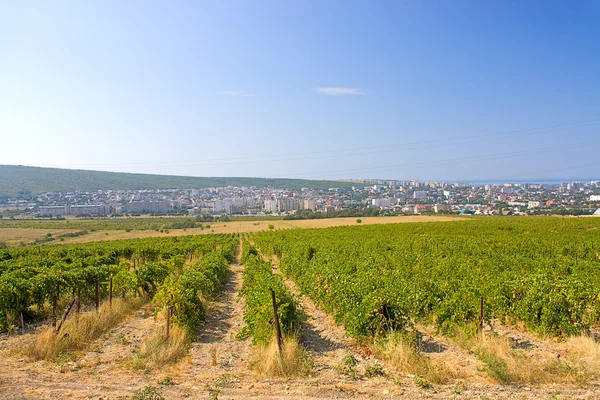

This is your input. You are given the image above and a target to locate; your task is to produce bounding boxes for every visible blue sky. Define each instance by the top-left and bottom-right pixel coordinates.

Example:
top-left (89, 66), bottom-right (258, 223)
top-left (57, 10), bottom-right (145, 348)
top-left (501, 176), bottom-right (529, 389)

top-left (1, 1), bottom-right (599, 182)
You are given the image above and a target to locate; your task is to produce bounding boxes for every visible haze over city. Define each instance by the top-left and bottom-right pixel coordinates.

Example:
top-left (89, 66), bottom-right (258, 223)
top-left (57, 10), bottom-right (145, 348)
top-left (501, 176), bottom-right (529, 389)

top-left (1, 1), bottom-right (599, 182)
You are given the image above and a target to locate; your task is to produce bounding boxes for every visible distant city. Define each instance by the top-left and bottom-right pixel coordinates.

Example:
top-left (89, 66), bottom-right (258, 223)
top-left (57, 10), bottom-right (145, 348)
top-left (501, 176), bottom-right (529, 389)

top-left (2, 179), bottom-right (600, 218)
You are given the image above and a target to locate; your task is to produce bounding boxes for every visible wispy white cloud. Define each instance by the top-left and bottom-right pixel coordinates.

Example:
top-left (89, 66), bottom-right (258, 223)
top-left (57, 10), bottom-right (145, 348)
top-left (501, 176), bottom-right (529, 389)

top-left (314, 87), bottom-right (365, 96)
top-left (220, 90), bottom-right (256, 97)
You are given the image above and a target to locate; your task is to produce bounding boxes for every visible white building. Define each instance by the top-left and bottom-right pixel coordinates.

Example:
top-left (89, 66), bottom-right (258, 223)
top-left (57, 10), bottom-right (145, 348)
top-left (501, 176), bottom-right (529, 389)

top-left (434, 204), bottom-right (449, 213)
top-left (278, 198), bottom-right (299, 212)
top-left (122, 201), bottom-right (171, 213)
top-left (38, 206), bottom-right (67, 216)
top-left (413, 191), bottom-right (427, 200)
top-left (527, 201), bottom-right (543, 209)
top-left (372, 198), bottom-right (391, 207)
top-left (213, 200), bottom-right (232, 214)
top-left (263, 199), bottom-right (278, 213)
top-left (589, 195), bottom-right (600, 201)
top-left (508, 201), bottom-right (527, 207)
top-left (301, 199), bottom-right (316, 212)
top-left (70, 205), bottom-right (109, 216)
top-left (231, 197), bottom-right (253, 208)
top-left (401, 206), bottom-right (413, 214)
top-left (39, 204), bottom-right (109, 216)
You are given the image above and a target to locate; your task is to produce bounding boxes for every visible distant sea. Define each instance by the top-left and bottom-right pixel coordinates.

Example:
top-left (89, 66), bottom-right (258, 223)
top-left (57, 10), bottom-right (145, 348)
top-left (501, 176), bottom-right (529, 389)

top-left (460, 178), bottom-right (599, 185)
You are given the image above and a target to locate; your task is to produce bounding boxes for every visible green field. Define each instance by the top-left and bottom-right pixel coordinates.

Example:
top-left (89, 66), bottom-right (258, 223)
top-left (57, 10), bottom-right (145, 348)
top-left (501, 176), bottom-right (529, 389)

top-left (252, 217), bottom-right (600, 338)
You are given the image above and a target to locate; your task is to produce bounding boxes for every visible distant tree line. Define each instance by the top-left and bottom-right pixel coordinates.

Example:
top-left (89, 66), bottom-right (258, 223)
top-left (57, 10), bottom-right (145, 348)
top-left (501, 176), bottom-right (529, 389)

top-left (529, 208), bottom-right (596, 216)
top-left (283, 208), bottom-right (388, 220)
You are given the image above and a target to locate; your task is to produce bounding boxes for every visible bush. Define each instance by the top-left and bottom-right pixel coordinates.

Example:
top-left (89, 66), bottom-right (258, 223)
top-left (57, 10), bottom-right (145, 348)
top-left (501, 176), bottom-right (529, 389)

top-left (153, 253), bottom-right (229, 332)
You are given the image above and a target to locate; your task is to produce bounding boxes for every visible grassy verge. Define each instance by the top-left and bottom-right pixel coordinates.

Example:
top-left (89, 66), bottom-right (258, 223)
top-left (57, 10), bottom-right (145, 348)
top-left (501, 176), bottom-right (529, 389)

top-left (26, 297), bottom-right (145, 360)
top-left (373, 331), bottom-right (459, 384)
top-left (131, 325), bottom-right (190, 369)
top-left (250, 335), bottom-right (312, 377)
top-left (454, 329), bottom-right (600, 385)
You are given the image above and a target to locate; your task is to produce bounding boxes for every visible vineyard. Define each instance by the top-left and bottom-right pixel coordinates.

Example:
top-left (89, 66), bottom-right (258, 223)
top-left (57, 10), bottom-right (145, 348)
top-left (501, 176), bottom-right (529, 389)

top-left (0, 234), bottom-right (237, 335)
top-left (253, 217), bottom-right (600, 338)
top-left (1, 217), bottom-right (600, 399)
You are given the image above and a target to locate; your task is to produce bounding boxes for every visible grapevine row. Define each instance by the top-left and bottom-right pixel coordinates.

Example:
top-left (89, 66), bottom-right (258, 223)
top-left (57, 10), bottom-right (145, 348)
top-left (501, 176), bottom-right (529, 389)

top-left (0, 234), bottom-right (237, 331)
top-left (238, 242), bottom-right (303, 344)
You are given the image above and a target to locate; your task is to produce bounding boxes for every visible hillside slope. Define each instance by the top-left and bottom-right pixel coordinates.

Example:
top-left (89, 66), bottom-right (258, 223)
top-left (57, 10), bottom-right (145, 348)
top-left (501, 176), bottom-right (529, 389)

top-left (0, 165), bottom-right (353, 198)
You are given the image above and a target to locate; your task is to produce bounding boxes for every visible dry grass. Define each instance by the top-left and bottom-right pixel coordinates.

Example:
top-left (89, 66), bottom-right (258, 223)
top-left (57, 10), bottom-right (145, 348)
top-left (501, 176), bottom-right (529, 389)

top-left (0, 228), bottom-right (79, 246)
top-left (468, 332), bottom-right (596, 385)
top-left (26, 297), bottom-right (145, 361)
top-left (251, 335), bottom-right (312, 377)
top-left (288, 215), bottom-right (460, 229)
top-left (210, 345), bottom-right (218, 366)
top-left (25, 215), bottom-right (463, 245)
top-left (374, 332), bottom-right (458, 384)
top-left (134, 325), bottom-right (190, 368)
top-left (563, 334), bottom-right (600, 378)
top-left (565, 334), bottom-right (600, 360)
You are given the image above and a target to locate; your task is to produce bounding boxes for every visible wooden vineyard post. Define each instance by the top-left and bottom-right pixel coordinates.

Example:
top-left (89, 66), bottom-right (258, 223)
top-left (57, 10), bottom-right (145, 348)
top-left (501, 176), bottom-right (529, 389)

top-left (52, 295), bottom-right (58, 328)
top-left (20, 312), bottom-right (25, 333)
top-left (165, 306), bottom-right (172, 340)
top-left (95, 281), bottom-right (100, 311)
top-left (76, 287), bottom-right (81, 315)
top-left (109, 277), bottom-right (113, 308)
top-left (478, 296), bottom-right (484, 333)
top-left (270, 288), bottom-right (283, 356)
top-left (56, 298), bottom-right (76, 334)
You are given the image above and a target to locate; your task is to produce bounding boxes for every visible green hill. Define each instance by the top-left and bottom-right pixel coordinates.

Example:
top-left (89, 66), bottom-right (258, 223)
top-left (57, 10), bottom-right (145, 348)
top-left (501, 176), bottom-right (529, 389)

top-left (0, 165), bottom-right (353, 199)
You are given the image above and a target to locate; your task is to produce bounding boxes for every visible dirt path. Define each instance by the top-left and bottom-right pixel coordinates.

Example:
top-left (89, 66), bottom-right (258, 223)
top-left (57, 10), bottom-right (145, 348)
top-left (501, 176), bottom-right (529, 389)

top-left (174, 264), bottom-right (253, 382)
top-left (275, 264), bottom-right (372, 376)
